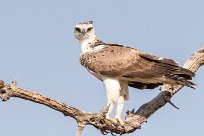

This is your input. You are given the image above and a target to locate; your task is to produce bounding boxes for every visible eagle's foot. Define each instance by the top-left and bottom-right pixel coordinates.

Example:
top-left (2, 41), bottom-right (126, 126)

top-left (99, 106), bottom-right (110, 118)
top-left (115, 116), bottom-right (125, 126)
top-left (106, 116), bottom-right (125, 126)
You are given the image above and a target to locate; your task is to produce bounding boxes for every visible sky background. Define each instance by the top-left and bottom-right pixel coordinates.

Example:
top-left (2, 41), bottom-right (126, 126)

top-left (0, 0), bottom-right (204, 136)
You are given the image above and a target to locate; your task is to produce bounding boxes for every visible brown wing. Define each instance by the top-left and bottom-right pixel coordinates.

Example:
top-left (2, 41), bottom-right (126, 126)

top-left (80, 44), bottom-right (194, 81)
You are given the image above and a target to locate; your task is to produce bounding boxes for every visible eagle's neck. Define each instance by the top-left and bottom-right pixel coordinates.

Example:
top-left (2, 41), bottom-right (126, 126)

top-left (80, 37), bottom-right (104, 53)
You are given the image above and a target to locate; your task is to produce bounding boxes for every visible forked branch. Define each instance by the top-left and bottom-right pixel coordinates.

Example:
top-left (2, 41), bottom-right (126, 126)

top-left (0, 46), bottom-right (204, 135)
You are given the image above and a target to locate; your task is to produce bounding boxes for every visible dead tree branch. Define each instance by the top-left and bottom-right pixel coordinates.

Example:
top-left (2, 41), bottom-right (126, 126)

top-left (0, 46), bottom-right (204, 135)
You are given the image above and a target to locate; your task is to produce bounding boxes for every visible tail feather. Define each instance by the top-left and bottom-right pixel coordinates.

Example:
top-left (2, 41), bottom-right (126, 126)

top-left (177, 79), bottom-right (196, 89)
top-left (174, 67), bottom-right (195, 80)
top-left (169, 74), bottom-right (196, 89)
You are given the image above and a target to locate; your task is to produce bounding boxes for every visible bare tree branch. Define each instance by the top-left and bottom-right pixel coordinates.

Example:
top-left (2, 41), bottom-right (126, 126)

top-left (0, 46), bottom-right (204, 135)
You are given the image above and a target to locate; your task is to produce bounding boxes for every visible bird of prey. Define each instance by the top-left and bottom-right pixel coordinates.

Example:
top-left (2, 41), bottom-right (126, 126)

top-left (74, 21), bottom-right (195, 125)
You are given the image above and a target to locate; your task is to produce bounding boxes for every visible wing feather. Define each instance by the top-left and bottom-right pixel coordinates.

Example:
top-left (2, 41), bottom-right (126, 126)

top-left (80, 44), bottom-right (194, 85)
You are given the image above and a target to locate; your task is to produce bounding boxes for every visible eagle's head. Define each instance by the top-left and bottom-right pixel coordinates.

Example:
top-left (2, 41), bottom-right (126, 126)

top-left (74, 21), bottom-right (96, 41)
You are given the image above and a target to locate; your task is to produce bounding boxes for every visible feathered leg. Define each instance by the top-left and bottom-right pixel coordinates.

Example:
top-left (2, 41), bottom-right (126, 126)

top-left (114, 81), bottom-right (129, 126)
top-left (102, 77), bottom-right (121, 123)
top-left (115, 96), bottom-right (125, 126)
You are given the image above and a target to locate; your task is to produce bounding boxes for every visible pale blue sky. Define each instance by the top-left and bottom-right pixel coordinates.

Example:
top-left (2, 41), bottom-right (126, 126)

top-left (0, 0), bottom-right (204, 136)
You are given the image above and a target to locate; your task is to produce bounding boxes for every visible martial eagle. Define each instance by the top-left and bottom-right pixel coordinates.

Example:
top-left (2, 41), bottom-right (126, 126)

top-left (74, 21), bottom-right (195, 125)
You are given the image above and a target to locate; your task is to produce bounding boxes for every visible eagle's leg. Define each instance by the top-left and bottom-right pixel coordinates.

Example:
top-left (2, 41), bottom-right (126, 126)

top-left (103, 79), bottom-right (128, 126)
top-left (105, 100), bottom-right (114, 118)
top-left (115, 96), bottom-right (125, 126)
top-left (99, 100), bottom-right (115, 124)
top-left (101, 98), bottom-right (119, 125)
top-left (104, 96), bottom-right (125, 126)
top-left (102, 77), bottom-right (123, 124)
top-left (114, 81), bottom-right (128, 126)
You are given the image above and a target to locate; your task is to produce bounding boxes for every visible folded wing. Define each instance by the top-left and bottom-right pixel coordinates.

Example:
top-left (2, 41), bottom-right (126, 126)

top-left (80, 44), bottom-right (195, 89)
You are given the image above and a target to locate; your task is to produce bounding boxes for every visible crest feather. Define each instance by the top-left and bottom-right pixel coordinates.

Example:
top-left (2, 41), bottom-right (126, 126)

top-left (79, 21), bottom-right (93, 25)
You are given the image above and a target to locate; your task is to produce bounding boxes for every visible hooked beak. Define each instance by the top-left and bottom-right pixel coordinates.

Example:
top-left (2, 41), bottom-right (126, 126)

top-left (81, 29), bottom-right (86, 35)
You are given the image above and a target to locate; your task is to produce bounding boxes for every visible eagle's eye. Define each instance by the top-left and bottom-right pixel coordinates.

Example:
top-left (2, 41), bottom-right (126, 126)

top-left (75, 27), bottom-right (81, 32)
top-left (87, 27), bottom-right (93, 32)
